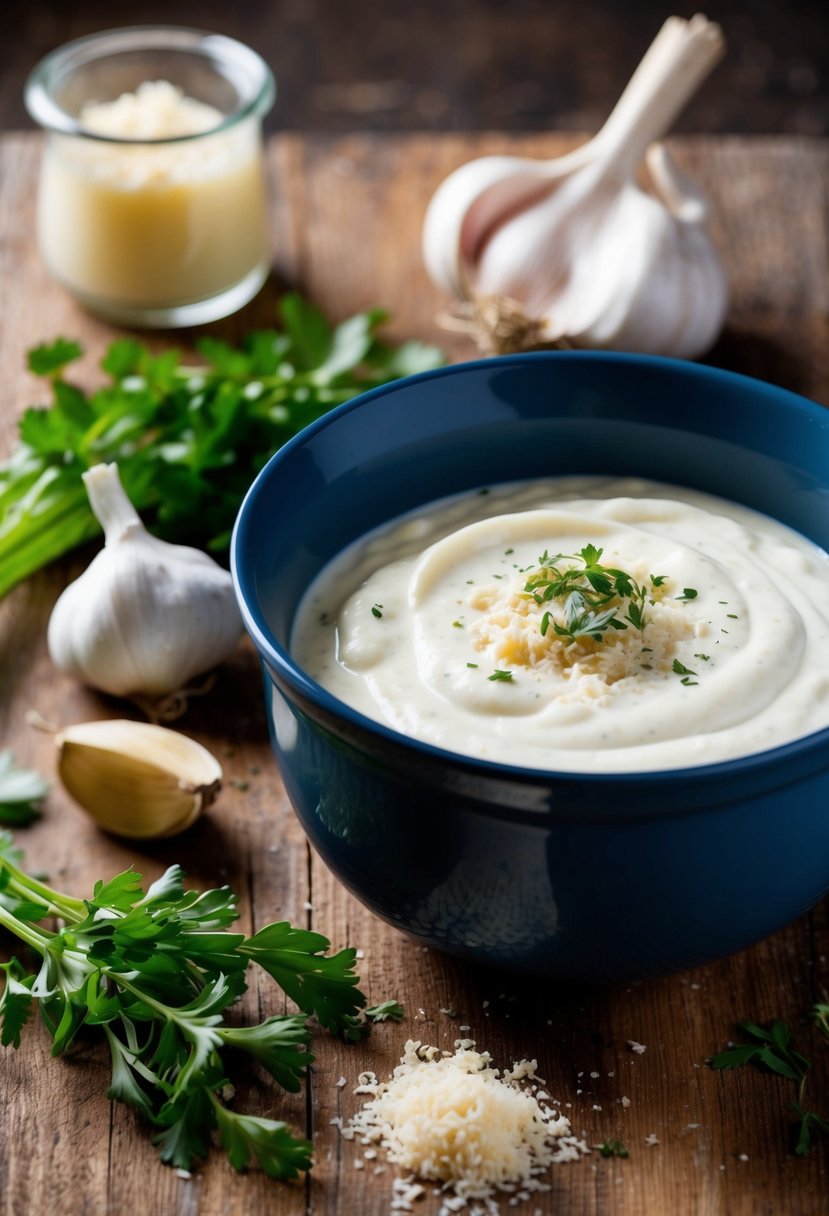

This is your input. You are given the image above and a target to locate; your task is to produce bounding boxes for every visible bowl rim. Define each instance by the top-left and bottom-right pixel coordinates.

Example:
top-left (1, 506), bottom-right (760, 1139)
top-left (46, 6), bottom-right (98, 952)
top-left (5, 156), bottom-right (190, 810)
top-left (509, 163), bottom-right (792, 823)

top-left (231, 349), bottom-right (829, 791)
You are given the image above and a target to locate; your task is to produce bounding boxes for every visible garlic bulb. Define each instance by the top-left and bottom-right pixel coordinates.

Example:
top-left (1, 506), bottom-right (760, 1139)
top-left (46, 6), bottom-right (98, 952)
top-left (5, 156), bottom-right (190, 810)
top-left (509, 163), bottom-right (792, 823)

top-left (48, 463), bottom-right (242, 699)
top-left (55, 718), bottom-right (221, 838)
top-left (422, 15), bottom-right (728, 359)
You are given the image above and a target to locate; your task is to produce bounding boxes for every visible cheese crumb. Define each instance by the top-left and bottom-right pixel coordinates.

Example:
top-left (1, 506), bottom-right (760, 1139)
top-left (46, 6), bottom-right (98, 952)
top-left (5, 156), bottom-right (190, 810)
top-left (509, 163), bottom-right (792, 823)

top-left (644, 1134), bottom-right (660, 1147)
top-left (627, 1041), bottom-right (647, 1054)
top-left (339, 1039), bottom-right (590, 1212)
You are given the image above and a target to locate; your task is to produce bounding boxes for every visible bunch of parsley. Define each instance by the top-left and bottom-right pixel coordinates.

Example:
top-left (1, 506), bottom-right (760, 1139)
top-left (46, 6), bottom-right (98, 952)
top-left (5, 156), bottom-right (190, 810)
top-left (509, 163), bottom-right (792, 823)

top-left (0, 833), bottom-right (392, 1176)
top-left (0, 295), bottom-right (443, 600)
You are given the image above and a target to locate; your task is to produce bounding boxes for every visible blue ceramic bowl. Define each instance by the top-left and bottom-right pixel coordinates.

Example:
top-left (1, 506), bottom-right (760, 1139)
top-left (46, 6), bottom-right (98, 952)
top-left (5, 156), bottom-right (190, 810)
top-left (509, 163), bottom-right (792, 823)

top-left (231, 352), bottom-right (829, 980)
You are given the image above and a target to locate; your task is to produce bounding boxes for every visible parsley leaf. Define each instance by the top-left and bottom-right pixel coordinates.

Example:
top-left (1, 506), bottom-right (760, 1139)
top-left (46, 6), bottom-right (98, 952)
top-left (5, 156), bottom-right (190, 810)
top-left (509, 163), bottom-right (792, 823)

top-left (711, 1018), bottom-right (829, 1156)
top-left (218, 1016), bottom-right (313, 1092)
top-left (672, 659), bottom-right (697, 678)
top-left (598, 1138), bottom-right (629, 1158)
top-left (365, 999), bottom-right (405, 1023)
top-left (0, 752), bottom-right (49, 827)
top-left (27, 338), bottom-right (83, 377)
top-left (210, 1097), bottom-right (313, 1179)
top-left (0, 961), bottom-right (34, 1048)
top-left (241, 922), bottom-right (365, 1036)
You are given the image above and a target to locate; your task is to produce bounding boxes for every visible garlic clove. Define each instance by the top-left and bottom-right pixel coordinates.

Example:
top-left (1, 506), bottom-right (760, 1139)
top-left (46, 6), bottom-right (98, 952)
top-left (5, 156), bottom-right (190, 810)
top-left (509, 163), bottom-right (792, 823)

top-left (48, 463), bottom-right (242, 700)
top-left (645, 142), bottom-right (709, 225)
top-left (55, 718), bottom-right (222, 839)
top-left (423, 153), bottom-right (594, 297)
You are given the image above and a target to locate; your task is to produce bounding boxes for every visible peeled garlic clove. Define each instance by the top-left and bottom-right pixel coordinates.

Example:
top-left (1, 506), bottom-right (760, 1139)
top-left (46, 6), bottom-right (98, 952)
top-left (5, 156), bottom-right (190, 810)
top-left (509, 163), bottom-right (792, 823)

top-left (48, 463), bottom-right (242, 699)
top-left (55, 719), bottom-right (222, 839)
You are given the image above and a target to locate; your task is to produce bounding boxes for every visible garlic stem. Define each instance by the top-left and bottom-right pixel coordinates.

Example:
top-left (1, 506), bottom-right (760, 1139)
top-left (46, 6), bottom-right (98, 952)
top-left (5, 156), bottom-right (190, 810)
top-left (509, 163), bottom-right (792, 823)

top-left (586, 15), bottom-right (724, 173)
top-left (82, 463), bottom-right (141, 544)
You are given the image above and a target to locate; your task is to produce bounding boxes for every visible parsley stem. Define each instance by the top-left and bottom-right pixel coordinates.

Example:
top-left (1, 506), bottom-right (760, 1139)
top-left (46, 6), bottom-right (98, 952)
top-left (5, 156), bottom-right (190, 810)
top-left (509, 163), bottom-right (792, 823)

top-left (0, 480), bottom-right (97, 600)
top-left (0, 857), bottom-right (87, 921)
top-left (0, 903), bottom-right (52, 954)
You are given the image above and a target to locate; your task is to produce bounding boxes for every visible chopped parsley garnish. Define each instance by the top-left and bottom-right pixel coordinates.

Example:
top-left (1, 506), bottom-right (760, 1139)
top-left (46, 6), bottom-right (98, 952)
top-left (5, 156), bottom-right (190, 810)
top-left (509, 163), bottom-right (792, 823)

top-left (694, 653), bottom-right (710, 661)
top-left (371, 604), bottom-right (383, 618)
top-left (488, 669), bottom-right (514, 682)
top-left (676, 588), bottom-right (699, 601)
top-left (452, 620), bottom-right (464, 628)
top-left (504, 548), bottom-right (514, 555)
top-left (466, 662), bottom-right (478, 669)
top-left (666, 661), bottom-right (695, 690)
top-left (650, 574), bottom-right (668, 587)
top-left (672, 659), bottom-right (697, 677)
top-left (523, 544), bottom-right (664, 644)
top-left (598, 1138), bottom-right (630, 1159)
top-left (727, 613), bottom-right (738, 619)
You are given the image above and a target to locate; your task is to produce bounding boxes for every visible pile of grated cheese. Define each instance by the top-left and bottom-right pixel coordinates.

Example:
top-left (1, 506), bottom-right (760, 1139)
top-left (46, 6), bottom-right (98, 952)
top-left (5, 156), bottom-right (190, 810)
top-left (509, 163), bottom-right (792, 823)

top-left (333, 1038), bottom-right (590, 1215)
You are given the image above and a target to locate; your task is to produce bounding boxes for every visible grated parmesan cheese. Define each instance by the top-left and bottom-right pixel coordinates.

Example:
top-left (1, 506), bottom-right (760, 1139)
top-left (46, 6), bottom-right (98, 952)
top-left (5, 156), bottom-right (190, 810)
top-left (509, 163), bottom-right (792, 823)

top-left (338, 1039), bottom-right (590, 1214)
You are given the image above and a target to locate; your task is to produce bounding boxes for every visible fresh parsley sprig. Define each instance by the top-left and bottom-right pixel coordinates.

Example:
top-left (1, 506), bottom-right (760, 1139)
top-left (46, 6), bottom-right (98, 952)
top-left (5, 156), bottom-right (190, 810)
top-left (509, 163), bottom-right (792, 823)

top-left (525, 545), bottom-right (656, 644)
top-left (0, 295), bottom-right (444, 601)
top-left (710, 1018), bottom-right (829, 1156)
top-left (0, 833), bottom-right (388, 1177)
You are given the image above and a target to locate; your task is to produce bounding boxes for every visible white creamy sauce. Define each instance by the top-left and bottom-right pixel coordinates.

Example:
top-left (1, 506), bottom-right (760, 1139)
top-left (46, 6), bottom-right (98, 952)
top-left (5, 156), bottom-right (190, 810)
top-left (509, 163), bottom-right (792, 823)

top-left (291, 477), bottom-right (829, 772)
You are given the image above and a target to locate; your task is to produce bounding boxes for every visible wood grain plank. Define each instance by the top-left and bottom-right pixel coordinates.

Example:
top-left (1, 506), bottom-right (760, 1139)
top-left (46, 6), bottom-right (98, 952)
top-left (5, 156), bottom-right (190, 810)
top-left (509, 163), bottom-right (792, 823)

top-left (0, 131), bottom-right (828, 1216)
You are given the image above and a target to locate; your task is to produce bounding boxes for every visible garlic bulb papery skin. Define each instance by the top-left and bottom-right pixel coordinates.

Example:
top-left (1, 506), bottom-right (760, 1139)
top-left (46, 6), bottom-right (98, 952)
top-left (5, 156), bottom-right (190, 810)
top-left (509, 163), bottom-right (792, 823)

top-left (422, 14), bottom-right (728, 359)
top-left (55, 718), bottom-right (221, 839)
top-left (48, 463), bottom-right (242, 698)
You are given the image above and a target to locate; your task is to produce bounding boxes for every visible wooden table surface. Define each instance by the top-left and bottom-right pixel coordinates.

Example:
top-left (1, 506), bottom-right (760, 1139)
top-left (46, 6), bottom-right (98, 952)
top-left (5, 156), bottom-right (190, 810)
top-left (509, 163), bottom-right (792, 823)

top-left (1, 131), bottom-right (828, 1216)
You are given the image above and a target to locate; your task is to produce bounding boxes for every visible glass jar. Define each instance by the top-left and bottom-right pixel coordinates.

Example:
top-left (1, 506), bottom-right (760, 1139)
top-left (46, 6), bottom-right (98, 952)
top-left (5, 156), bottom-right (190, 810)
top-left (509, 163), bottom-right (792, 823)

top-left (25, 27), bottom-right (275, 327)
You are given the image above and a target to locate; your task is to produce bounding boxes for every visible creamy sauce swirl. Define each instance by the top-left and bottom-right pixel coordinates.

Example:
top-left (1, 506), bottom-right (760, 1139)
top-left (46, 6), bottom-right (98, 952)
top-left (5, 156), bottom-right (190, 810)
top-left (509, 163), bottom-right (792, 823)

top-left (291, 478), bottom-right (829, 772)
